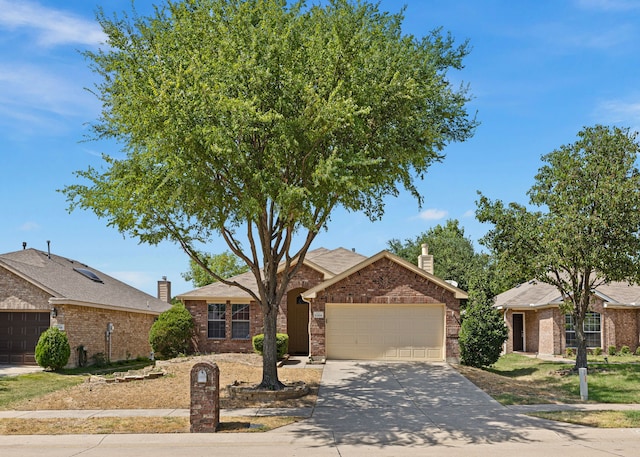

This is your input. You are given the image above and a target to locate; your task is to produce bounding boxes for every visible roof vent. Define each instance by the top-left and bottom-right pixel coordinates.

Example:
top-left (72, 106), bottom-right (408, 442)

top-left (74, 268), bottom-right (104, 283)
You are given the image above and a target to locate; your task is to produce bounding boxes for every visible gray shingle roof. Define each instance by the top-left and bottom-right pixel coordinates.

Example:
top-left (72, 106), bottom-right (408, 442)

top-left (0, 249), bottom-right (171, 314)
top-left (494, 279), bottom-right (640, 309)
top-left (178, 247), bottom-right (368, 301)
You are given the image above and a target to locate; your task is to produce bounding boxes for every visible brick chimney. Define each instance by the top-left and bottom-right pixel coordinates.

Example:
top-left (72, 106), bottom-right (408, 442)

top-left (418, 244), bottom-right (434, 274)
top-left (157, 276), bottom-right (171, 303)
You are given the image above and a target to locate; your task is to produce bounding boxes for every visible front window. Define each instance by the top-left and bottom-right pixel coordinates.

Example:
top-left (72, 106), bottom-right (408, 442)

top-left (232, 304), bottom-right (250, 339)
top-left (208, 304), bottom-right (226, 339)
top-left (565, 312), bottom-right (601, 348)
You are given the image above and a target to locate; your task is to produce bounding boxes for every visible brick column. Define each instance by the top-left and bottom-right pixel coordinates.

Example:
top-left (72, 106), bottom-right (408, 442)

top-left (190, 361), bottom-right (220, 433)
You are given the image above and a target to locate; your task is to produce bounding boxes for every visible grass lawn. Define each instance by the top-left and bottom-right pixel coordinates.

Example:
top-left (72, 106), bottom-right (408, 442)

top-left (456, 353), bottom-right (640, 428)
top-left (0, 372), bottom-right (84, 409)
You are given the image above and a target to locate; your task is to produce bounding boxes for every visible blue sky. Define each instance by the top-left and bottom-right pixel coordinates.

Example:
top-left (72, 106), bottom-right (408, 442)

top-left (1, 0), bottom-right (639, 297)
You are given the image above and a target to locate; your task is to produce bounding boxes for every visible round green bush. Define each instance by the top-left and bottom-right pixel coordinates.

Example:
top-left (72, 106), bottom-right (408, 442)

top-left (459, 298), bottom-right (508, 368)
top-left (252, 333), bottom-right (289, 359)
top-left (35, 327), bottom-right (71, 371)
top-left (149, 303), bottom-right (195, 358)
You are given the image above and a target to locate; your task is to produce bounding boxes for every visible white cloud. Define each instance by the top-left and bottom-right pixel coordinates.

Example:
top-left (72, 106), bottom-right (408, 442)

top-left (416, 209), bottom-right (448, 221)
top-left (462, 209), bottom-right (475, 218)
top-left (595, 98), bottom-right (640, 131)
top-left (19, 221), bottom-right (40, 231)
top-left (108, 271), bottom-right (155, 291)
top-left (0, 0), bottom-right (105, 47)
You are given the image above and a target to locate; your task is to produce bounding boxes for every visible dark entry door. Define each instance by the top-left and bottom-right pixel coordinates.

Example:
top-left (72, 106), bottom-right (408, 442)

top-left (512, 313), bottom-right (524, 352)
top-left (287, 292), bottom-right (309, 355)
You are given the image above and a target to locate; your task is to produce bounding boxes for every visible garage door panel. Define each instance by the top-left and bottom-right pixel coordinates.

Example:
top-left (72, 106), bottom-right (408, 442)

top-left (0, 312), bottom-right (49, 365)
top-left (326, 304), bottom-right (444, 361)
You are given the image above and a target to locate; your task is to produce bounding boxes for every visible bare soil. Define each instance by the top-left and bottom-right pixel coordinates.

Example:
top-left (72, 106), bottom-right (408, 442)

top-left (12, 353), bottom-right (322, 411)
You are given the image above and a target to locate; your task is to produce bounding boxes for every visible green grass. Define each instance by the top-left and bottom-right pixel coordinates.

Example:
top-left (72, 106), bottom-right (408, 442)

top-left (488, 354), bottom-right (640, 404)
top-left (0, 359), bottom-right (154, 410)
top-left (0, 372), bottom-right (84, 409)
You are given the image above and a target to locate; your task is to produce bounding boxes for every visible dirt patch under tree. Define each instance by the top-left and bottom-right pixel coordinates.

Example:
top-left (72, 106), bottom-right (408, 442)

top-left (12, 354), bottom-right (322, 411)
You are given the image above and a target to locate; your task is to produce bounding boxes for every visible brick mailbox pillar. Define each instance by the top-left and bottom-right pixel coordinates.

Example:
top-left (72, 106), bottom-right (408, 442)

top-left (190, 361), bottom-right (220, 433)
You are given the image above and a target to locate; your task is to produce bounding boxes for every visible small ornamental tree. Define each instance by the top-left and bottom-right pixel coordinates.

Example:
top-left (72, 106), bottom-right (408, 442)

top-left (149, 303), bottom-right (195, 359)
top-left (459, 285), bottom-right (508, 368)
top-left (35, 327), bottom-right (71, 371)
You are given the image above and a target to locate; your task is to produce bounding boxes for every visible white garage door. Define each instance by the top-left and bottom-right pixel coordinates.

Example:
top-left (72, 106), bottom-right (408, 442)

top-left (326, 303), bottom-right (444, 361)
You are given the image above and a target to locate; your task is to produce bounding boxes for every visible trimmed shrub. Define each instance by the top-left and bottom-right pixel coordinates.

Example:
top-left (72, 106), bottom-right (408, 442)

top-left (620, 345), bottom-right (631, 355)
top-left (608, 345), bottom-right (617, 356)
top-left (635, 346), bottom-right (640, 356)
top-left (566, 347), bottom-right (576, 357)
top-left (149, 303), bottom-right (195, 359)
top-left (459, 296), bottom-right (508, 368)
top-left (252, 333), bottom-right (289, 359)
top-left (592, 347), bottom-right (602, 356)
top-left (35, 327), bottom-right (71, 371)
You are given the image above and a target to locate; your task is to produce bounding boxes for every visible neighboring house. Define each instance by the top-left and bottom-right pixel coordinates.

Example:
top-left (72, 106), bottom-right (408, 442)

top-left (0, 247), bottom-right (172, 366)
top-left (178, 246), bottom-right (467, 362)
top-left (495, 280), bottom-right (640, 355)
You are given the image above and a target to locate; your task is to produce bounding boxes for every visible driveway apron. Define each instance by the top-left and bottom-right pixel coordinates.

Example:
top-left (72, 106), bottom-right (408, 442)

top-left (281, 360), bottom-right (584, 446)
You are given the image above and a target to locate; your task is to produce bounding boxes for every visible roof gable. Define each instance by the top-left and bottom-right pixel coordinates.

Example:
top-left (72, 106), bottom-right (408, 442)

top-left (0, 249), bottom-right (170, 314)
top-left (302, 250), bottom-right (468, 300)
top-left (178, 247), bottom-right (367, 301)
top-left (494, 279), bottom-right (640, 310)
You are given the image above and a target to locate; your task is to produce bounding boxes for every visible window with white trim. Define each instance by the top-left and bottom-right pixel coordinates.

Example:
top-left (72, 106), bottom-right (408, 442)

top-left (208, 303), bottom-right (226, 339)
top-left (232, 304), bottom-right (250, 340)
top-left (565, 312), bottom-right (601, 348)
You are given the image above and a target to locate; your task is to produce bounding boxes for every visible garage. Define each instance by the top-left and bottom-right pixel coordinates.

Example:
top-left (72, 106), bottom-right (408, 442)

top-left (0, 312), bottom-right (50, 365)
top-left (325, 303), bottom-right (445, 361)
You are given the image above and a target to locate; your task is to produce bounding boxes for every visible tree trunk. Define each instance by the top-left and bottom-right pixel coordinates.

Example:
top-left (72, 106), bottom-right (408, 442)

top-left (258, 303), bottom-right (284, 390)
top-left (574, 321), bottom-right (588, 369)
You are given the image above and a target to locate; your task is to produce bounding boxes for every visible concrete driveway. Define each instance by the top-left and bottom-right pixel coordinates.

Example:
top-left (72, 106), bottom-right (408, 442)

top-left (279, 360), bottom-right (598, 447)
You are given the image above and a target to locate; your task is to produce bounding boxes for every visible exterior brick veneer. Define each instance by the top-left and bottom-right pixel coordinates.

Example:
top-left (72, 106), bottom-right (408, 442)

top-left (503, 297), bottom-right (640, 355)
top-left (52, 304), bottom-right (155, 365)
top-left (186, 256), bottom-right (463, 361)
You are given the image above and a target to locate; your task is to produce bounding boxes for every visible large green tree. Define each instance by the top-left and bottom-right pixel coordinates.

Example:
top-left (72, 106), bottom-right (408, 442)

top-left (63, 0), bottom-right (476, 389)
top-left (387, 219), bottom-right (480, 291)
top-left (182, 251), bottom-right (249, 288)
top-left (477, 125), bottom-right (640, 369)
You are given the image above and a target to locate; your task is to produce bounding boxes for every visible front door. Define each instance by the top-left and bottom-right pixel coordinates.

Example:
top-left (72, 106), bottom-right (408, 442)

top-left (512, 313), bottom-right (524, 352)
top-left (287, 289), bottom-right (309, 355)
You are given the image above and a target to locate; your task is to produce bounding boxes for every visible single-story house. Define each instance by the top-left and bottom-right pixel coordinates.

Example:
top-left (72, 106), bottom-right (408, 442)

top-left (0, 247), bottom-right (172, 366)
top-left (495, 280), bottom-right (640, 355)
top-left (178, 246), bottom-right (467, 362)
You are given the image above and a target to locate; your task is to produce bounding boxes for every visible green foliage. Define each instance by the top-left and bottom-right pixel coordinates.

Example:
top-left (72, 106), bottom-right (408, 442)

top-left (91, 352), bottom-right (108, 368)
top-left (566, 347), bottom-right (576, 357)
top-left (620, 345), bottom-right (631, 355)
top-left (608, 345), bottom-right (618, 356)
top-left (182, 251), bottom-right (249, 287)
top-left (35, 327), bottom-right (71, 371)
top-left (592, 347), bottom-right (602, 356)
top-left (62, 0), bottom-right (475, 388)
top-left (253, 333), bottom-right (289, 359)
top-left (477, 125), bottom-right (640, 370)
top-left (388, 219), bottom-right (480, 291)
top-left (149, 303), bottom-right (195, 359)
top-left (459, 293), bottom-right (508, 368)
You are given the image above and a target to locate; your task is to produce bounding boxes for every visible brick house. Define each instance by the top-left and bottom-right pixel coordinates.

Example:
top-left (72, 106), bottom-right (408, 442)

top-left (495, 280), bottom-right (640, 355)
top-left (0, 248), bottom-right (172, 366)
top-left (178, 246), bottom-right (467, 362)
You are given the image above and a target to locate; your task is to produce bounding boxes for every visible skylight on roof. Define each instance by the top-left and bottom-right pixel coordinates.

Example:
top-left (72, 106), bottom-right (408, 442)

top-left (73, 268), bottom-right (104, 283)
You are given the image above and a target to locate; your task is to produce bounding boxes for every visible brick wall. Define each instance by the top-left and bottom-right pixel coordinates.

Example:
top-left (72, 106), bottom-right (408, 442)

top-left (0, 268), bottom-right (52, 311)
top-left (186, 265), bottom-right (325, 354)
top-left (308, 257), bottom-right (462, 361)
top-left (53, 304), bottom-right (156, 366)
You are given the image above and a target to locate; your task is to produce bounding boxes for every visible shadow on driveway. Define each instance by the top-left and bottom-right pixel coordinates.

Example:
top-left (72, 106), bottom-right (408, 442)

top-left (280, 361), bottom-right (583, 447)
